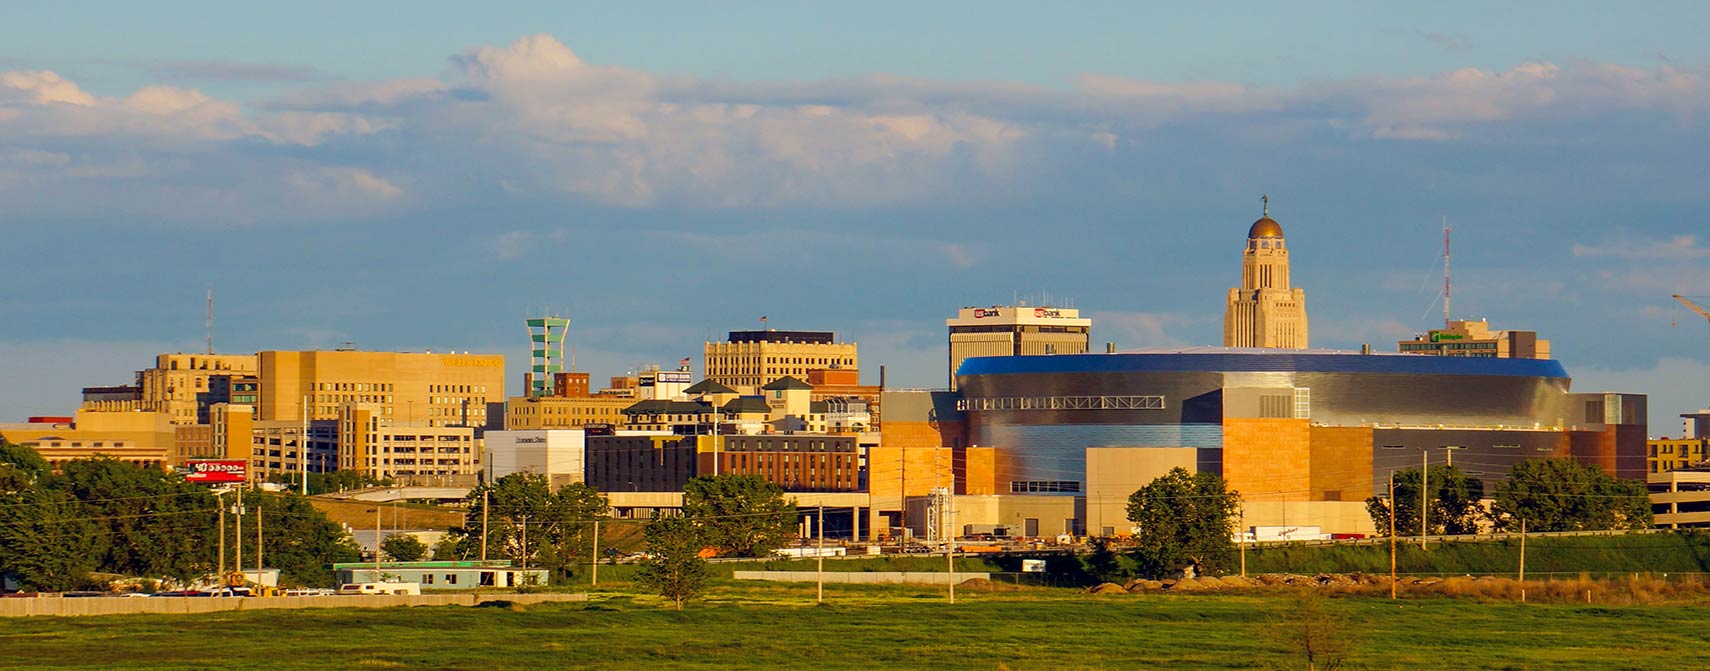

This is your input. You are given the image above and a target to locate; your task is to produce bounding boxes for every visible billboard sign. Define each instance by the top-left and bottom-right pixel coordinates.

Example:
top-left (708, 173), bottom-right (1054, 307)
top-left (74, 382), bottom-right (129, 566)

top-left (1021, 559), bottom-right (1047, 573)
top-left (656, 371), bottom-right (693, 384)
top-left (183, 459), bottom-right (247, 484)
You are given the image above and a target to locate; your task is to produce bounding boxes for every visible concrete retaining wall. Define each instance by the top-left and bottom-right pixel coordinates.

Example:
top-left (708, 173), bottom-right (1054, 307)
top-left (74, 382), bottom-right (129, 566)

top-left (732, 571), bottom-right (990, 585)
top-left (0, 592), bottom-right (586, 618)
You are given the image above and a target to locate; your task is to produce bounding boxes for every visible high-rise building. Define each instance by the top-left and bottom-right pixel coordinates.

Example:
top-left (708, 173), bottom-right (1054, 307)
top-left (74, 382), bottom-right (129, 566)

top-left (1398, 319), bottom-right (1551, 359)
top-left (704, 330), bottom-right (857, 391)
top-left (256, 350), bottom-right (505, 428)
top-left (945, 305), bottom-right (1091, 389)
top-left (1224, 197), bottom-right (1309, 349)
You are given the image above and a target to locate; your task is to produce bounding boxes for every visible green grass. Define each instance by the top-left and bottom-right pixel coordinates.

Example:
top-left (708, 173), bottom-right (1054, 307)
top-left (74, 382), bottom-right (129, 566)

top-left (1246, 531), bottom-right (1710, 577)
top-left (5, 584), bottom-right (1710, 669)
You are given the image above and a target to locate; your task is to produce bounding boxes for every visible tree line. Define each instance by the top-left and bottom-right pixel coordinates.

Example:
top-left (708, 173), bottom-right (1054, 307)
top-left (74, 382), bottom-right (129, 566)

top-left (434, 472), bottom-right (796, 607)
top-left (0, 442), bottom-right (360, 591)
top-left (1094, 458), bottom-right (1653, 583)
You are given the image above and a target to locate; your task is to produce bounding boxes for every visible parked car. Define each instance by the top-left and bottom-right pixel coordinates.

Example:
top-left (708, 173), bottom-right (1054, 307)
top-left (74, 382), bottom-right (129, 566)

top-left (151, 590), bottom-right (212, 597)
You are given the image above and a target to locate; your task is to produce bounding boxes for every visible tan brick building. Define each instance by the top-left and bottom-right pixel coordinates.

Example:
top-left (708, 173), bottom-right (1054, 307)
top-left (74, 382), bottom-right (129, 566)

top-left (704, 330), bottom-right (857, 392)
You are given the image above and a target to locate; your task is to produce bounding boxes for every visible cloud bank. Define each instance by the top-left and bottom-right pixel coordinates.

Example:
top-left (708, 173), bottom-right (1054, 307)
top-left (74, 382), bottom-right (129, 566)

top-left (3, 34), bottom-right (1708, 226)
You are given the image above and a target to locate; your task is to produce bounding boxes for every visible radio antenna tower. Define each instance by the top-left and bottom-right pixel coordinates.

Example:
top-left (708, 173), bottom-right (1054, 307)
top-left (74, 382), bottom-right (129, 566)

top-left (1442, 219), bottom-right (1452, 329)
top-left (206, 288), bottom-right (215, 355)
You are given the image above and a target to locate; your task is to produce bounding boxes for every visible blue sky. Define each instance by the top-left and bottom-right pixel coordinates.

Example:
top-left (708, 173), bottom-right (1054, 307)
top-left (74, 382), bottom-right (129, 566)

top-left (2, 3), bottom-right (1708, 430)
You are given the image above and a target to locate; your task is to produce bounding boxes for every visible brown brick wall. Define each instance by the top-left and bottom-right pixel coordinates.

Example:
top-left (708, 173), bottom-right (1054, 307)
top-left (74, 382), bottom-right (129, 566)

top-left (1308, 426), bottom-right (1373, 502)
top-left (1222, 418), bottom-right (1311, 502)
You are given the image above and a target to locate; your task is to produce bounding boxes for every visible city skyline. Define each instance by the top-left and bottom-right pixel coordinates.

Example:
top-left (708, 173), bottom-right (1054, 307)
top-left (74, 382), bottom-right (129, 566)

top-left (3, 5), bottom-right (1708, 429)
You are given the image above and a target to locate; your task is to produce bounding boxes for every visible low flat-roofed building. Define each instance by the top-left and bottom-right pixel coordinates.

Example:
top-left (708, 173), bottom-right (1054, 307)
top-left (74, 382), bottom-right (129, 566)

top-left (333, 561), bottom-right (548, 590)
top-left (0, 409), bottom-right (176, 471)
top-left (1399, 319), bottom-right (1551, 359)
top-left (585, 433), bottom-right (860, 493)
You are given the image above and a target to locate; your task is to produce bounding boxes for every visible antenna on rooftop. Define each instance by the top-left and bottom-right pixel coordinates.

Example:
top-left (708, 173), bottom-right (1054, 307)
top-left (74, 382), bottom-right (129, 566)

top-left (1443, 218), bottom-right (1452, 329)
top-left (205, 288), bottom-right (214, 355)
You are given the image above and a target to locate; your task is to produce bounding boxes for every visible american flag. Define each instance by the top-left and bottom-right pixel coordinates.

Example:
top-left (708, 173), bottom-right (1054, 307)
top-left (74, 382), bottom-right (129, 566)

top-left (680, 357), bottom-right (691, 368)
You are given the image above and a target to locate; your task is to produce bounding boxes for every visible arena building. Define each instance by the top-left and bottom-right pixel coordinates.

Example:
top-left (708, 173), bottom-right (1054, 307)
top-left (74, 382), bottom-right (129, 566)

top-left (954, 347), bottom-right (1646, 536)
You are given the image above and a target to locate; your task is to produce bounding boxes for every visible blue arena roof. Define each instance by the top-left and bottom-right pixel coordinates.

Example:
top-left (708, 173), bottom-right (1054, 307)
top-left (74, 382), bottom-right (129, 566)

top-left (956, 350), bottom-right (1570, 379)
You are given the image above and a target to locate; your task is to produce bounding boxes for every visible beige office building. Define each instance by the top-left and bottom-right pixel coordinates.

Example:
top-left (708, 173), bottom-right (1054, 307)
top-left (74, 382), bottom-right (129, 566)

top-left (1224, 201), bottom-right (1309, 349)
top-left (256, 350), bottom-right (504, 428)
top-left (1398, 319), bottom-right (1551, 359)
top-left (946, 305), bottom-right (1091, 388)
top-left (337, 403), bottom-right (479, 478)
top-left (704, 330), bottom-right (857, 391)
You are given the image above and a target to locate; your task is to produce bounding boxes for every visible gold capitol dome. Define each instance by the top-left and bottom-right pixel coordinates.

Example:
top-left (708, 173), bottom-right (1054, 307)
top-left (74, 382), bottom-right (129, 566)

top-left (1248, 194), bottom-right (1284, 238)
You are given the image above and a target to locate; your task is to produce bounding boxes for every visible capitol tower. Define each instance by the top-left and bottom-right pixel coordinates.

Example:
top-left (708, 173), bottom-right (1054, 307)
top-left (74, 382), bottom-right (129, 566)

top-left (1223, 196), bottom-right (1309, 348)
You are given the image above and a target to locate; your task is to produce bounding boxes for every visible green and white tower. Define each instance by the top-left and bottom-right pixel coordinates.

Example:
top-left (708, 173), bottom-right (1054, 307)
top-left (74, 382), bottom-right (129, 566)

top-left (526, 315), bottom-right (571, 398)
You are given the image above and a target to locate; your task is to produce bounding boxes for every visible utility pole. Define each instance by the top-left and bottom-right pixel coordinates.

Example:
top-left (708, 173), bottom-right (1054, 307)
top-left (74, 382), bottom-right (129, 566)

top-left (521, 514), bottom-right (530, 574)
top-left (234, 488), bottom-right (244, 586)
top-left (480, 488), bottom-right (490, 563)
top-left (946, 502), bottom-right (956, 605)
top-left (217, 493), bottom-right (226, 581)
top-left (591, 519), bottom-right (600, 587)
top-left (1420, 449), bottom-right (1429, 550)
top-left (256, 504), bottom-right (264, 577)
top-left (1518, 518), bottom-right (1527, 603)
top-left (1389, 473), bottom-right (1397, 600)
top-left (374, 505), bottom-right (382, 579)
top-left (816, 506), bottom-right (825, 604)
top-left (1238, 505), bottom-right (1247, 579)
top-left (300, 396), bottom-right (309, 496)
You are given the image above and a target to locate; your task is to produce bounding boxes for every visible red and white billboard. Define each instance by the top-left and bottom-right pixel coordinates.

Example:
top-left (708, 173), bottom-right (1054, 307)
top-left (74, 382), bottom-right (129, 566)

top-left (183, 459), bottom-right (247, 484)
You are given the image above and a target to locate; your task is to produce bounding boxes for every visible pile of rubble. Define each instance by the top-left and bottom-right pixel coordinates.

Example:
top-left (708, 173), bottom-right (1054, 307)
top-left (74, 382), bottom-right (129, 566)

top-left (1088, 572), bottom-right (1391, 594)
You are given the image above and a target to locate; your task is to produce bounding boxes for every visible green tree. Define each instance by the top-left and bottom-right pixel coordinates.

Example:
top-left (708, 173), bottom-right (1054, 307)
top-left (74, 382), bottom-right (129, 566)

top-left (0, 487), bottom-right (103, 591)
top-left (461, 475), bottom-right (610, 578)
top-left (681, 474), bottom-right (796, 558)
top-left (635, 515), bottom-right (710, 610)
top-left (58, 458), bottom-right (218, 582)
top-left (239, 489), bottom-right (362, 586)
top-left (1365, 464), bottom-right (1486, 537)
top-left (1126, 468), bottom-right (1241, 579)
top-left (381, 534), bottom-right (429, 562)
top-left (1082, 537), bottom-right (1129, 584)
top-left (0, 441), bottom-right (51, 496)
top-left (1490, 458), bottom-right (1652, 532)
top-left (430, 533), bottom-right (467, 561)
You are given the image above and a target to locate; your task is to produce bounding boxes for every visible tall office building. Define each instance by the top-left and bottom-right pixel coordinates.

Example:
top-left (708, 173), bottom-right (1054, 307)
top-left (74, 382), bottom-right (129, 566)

top-left (256, 350), bottom-right (505, 428)
top-left (1224, 198), bottom-right (1309, 349)
top-left (704, 330), bottom-right (857, 391)
top-left (945, 305), bottom-right (1091, 389)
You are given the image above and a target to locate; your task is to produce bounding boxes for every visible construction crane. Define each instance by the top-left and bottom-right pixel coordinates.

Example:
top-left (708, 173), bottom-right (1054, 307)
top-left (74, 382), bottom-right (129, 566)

top-left (1676, 295), bottom-right (1710, 337)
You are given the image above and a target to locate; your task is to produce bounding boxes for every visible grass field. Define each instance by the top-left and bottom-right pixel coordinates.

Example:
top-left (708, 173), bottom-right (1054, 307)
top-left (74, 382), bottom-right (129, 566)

top-left (1245, 531), bottom-right (1710, 577)
top-left (6, 583), bottom-right (1710, 670)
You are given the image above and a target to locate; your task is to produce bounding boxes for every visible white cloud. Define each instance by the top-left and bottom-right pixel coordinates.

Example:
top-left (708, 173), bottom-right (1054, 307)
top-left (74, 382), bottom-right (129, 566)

top-left (0, 70), bottom-right (94, 106)
top-left (4, 35), bottom-right (1710, 224)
